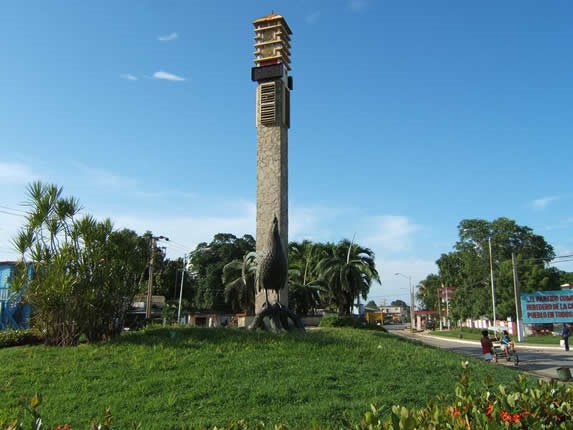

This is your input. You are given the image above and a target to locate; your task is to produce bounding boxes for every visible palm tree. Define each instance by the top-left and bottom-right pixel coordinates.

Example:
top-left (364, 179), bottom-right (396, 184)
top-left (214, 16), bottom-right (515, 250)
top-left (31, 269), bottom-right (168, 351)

top-left (416, 274), bottom-right (441, 311)
top-left (287, 240), bottom-right (328, 315)
top-left (222, 252), bottom-right (257, 315)
top-left (317, 239), bottom-right (380, 316)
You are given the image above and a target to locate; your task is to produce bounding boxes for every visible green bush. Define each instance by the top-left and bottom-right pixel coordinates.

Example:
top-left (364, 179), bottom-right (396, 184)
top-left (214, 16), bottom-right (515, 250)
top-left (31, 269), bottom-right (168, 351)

top-left (320, 315), bottom-right (359, 327)
top-left (0, 329), bottom-right (42, 348)
top-left (12, 182), bottom-right (151, 346)
top-left (319, 315), bottom-right (387, 332)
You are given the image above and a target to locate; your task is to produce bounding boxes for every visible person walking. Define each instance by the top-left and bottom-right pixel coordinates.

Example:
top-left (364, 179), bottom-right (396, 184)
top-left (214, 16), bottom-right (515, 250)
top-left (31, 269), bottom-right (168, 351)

top-left (481, 330), bottom-right (494, 361)
top-left (562, 323), bottom-right (570, 351)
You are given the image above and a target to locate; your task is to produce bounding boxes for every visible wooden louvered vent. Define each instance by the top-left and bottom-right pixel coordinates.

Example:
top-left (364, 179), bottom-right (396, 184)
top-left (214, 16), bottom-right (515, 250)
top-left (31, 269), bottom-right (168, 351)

top-left (259, 82), bottom-right (277, 126)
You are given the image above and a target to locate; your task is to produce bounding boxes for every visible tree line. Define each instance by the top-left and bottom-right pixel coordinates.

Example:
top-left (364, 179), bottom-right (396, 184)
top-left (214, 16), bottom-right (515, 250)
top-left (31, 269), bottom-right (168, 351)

top-left (418, 217), bottom-right (573, 324)
top-left (10, 182), bottom-right (380, 345)
top-left (184, 236), bottom-right (380, 318)
top-left (13, 182), bottom-right (570, 345)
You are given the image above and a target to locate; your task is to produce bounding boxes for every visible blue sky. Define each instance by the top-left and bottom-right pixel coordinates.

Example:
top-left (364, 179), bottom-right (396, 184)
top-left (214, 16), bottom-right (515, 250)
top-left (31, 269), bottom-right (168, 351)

top-left (1, 1), bottom-right (572, 305)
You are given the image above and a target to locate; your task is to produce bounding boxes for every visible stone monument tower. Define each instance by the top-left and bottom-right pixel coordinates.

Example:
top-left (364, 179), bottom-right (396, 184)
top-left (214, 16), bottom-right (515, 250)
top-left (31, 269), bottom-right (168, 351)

top-left (251, 13), bottom-right (293, 312)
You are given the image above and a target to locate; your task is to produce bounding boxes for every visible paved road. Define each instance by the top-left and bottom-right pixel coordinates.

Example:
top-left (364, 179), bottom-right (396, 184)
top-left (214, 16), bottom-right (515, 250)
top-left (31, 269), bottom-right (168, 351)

top-left (386, 326), bottom-right (573, 381)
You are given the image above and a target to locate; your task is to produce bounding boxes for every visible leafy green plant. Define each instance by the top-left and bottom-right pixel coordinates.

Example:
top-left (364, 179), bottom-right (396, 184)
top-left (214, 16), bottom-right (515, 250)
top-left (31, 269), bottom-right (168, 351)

top-left (358, 361), bottom-right (573, 429)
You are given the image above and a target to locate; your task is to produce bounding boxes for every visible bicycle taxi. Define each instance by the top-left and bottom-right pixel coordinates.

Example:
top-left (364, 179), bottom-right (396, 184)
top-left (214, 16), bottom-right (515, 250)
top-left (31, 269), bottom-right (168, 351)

top-left (489, 328), bottom-right (520, 365)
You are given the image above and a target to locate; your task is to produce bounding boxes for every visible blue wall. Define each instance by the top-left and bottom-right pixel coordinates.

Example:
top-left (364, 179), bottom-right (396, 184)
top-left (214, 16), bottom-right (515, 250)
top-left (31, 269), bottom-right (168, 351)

top-left (0, 262), bottom-right (16, 300)
top-left (0, 261), bottom-right (31, 330)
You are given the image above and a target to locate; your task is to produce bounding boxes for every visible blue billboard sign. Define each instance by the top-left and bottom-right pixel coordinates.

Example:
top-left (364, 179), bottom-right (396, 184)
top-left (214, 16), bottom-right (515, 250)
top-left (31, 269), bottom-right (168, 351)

top-left (521, 289), bottom-right (573, 324)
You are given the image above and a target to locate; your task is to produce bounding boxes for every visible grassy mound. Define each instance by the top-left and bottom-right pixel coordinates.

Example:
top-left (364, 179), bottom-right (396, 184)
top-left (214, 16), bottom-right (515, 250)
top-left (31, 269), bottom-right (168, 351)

top-left (0, 327), bottom-right (522, 429)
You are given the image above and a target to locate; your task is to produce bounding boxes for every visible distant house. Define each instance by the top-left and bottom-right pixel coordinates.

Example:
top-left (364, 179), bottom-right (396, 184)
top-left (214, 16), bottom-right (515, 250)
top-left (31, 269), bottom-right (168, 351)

top-left (0, 261), bottom-right (31, 330)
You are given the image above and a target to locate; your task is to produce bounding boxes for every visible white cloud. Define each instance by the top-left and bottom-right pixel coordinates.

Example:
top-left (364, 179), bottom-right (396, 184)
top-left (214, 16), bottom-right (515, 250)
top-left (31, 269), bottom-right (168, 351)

top-left (532, 195), bottom-right (559, 209)
top-left (0, 186), bottom-right (31, 260)
top-left (75, 163), bottom-right (137, 189)
top-left (289, 205), bottom-right (350, 242)
top-left (158, 32), bottom-right (178, 42)
top-left (355, 216), bottom-right (432, 305)
top-left (349, 0), bottom-right (367, 11)
top-left (362, 215), bottom-right (421, 254)
top-left (106, 202), bottom-right (256, 259)
top-left (0, 162), bottom-right (37, 185)
top-left (120, 74), bottom-right (138, 81)
top-left (366, 258), bottom-right (438, 306)
top-left (0, 211), bottom-right (25, 260)
top-left (548, 244), bottom-right (573, 273)
top-left (153, 71), bottom-right (186, 81)
top-left (305, 11), bottom-right (321, 25)
top-left (289, 207), bottom-right (422, 257)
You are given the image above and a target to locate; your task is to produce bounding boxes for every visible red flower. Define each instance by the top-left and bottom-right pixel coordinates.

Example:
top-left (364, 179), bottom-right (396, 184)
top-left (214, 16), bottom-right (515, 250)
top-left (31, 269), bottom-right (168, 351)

top-left (451, 407), bottom-right (461, 416)
top-left (501, 410), bottom-right (512, 422)
top-left (485, 403), bottom-right (494, 418)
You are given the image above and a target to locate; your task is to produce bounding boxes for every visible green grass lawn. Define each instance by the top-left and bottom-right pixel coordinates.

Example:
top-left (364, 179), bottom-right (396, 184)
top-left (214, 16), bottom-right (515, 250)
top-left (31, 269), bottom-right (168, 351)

top-left (1, 327), bottom-right (525, 429)
top-left (428, 328), bottom-right (562, 345)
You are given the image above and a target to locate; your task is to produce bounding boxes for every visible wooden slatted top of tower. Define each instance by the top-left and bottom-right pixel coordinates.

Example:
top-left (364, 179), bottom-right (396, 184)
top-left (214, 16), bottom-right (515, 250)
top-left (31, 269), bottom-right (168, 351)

top-left (253, 13), bottom-right (292, 71)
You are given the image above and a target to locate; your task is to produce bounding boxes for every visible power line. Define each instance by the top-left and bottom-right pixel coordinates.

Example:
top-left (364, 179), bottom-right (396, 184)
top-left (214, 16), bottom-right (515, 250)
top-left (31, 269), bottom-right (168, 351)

top-left (164, 242), bottom-right (189, 253)
top-left (513, 253), bottom-right (573, 265)
top-left (552, 254), bottom-right (573, 260)
top-left (168, 239), bottom-right (194, 250)
top-left (0, 209), bottom-right (25, 218)
top-left (0, 205), bottom-right (27, 214)
top-left (549, 259), bottom-right (573, 265)
top-left (166, 240), bottom-right (188, 250)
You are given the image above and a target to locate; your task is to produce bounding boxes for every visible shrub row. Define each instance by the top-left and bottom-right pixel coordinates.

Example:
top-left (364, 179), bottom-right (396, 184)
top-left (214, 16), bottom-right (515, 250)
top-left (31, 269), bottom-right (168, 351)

top-left (319, 315), bottom-right (387, 332)
top-left (0, 329), bottom-right (43, 348)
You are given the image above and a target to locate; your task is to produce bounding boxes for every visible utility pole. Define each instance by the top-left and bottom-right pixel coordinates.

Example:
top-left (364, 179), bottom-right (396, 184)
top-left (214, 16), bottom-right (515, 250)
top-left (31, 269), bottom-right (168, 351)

top-left (177, 254), bottom-right (187, 324)
top-left (410, 281), bottom-right (415, 331)
top-left (146, 235), bottom-right (169, 320)
top-left (445, 284), bottom-right (450, 329)
top-left (438, 284), bottom-right (443, 331)
top-left (512, 252), bottom-right (524, 342)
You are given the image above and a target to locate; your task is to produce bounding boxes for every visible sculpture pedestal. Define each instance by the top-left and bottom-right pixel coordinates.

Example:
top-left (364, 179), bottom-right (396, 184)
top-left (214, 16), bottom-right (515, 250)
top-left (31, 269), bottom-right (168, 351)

top-left (248, 303), bottom-right (305, 332)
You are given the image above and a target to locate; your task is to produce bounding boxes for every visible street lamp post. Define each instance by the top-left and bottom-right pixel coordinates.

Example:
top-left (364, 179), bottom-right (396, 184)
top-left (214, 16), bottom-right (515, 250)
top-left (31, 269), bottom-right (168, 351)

top-left (395, 273), bottom-right (415, 331)
top-left (177, 246), bottom-right (211, 325)
top-left (177, 254), bottom-right (187, 324)
top-left (488, 236), bottom-right (497, 332)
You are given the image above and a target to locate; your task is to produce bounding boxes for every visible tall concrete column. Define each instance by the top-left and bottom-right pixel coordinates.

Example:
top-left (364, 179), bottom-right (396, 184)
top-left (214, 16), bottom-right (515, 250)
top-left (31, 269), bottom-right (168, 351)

top-left (255, 96), bottom-right (288, 311)
top-left (252, 14), bottom-right (292, 313)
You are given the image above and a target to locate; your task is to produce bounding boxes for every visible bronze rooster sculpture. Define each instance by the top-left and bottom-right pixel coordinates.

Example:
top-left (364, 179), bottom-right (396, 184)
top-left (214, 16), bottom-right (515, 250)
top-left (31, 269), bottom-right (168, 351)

top-left (257, 215), bottom-right (287, 305)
